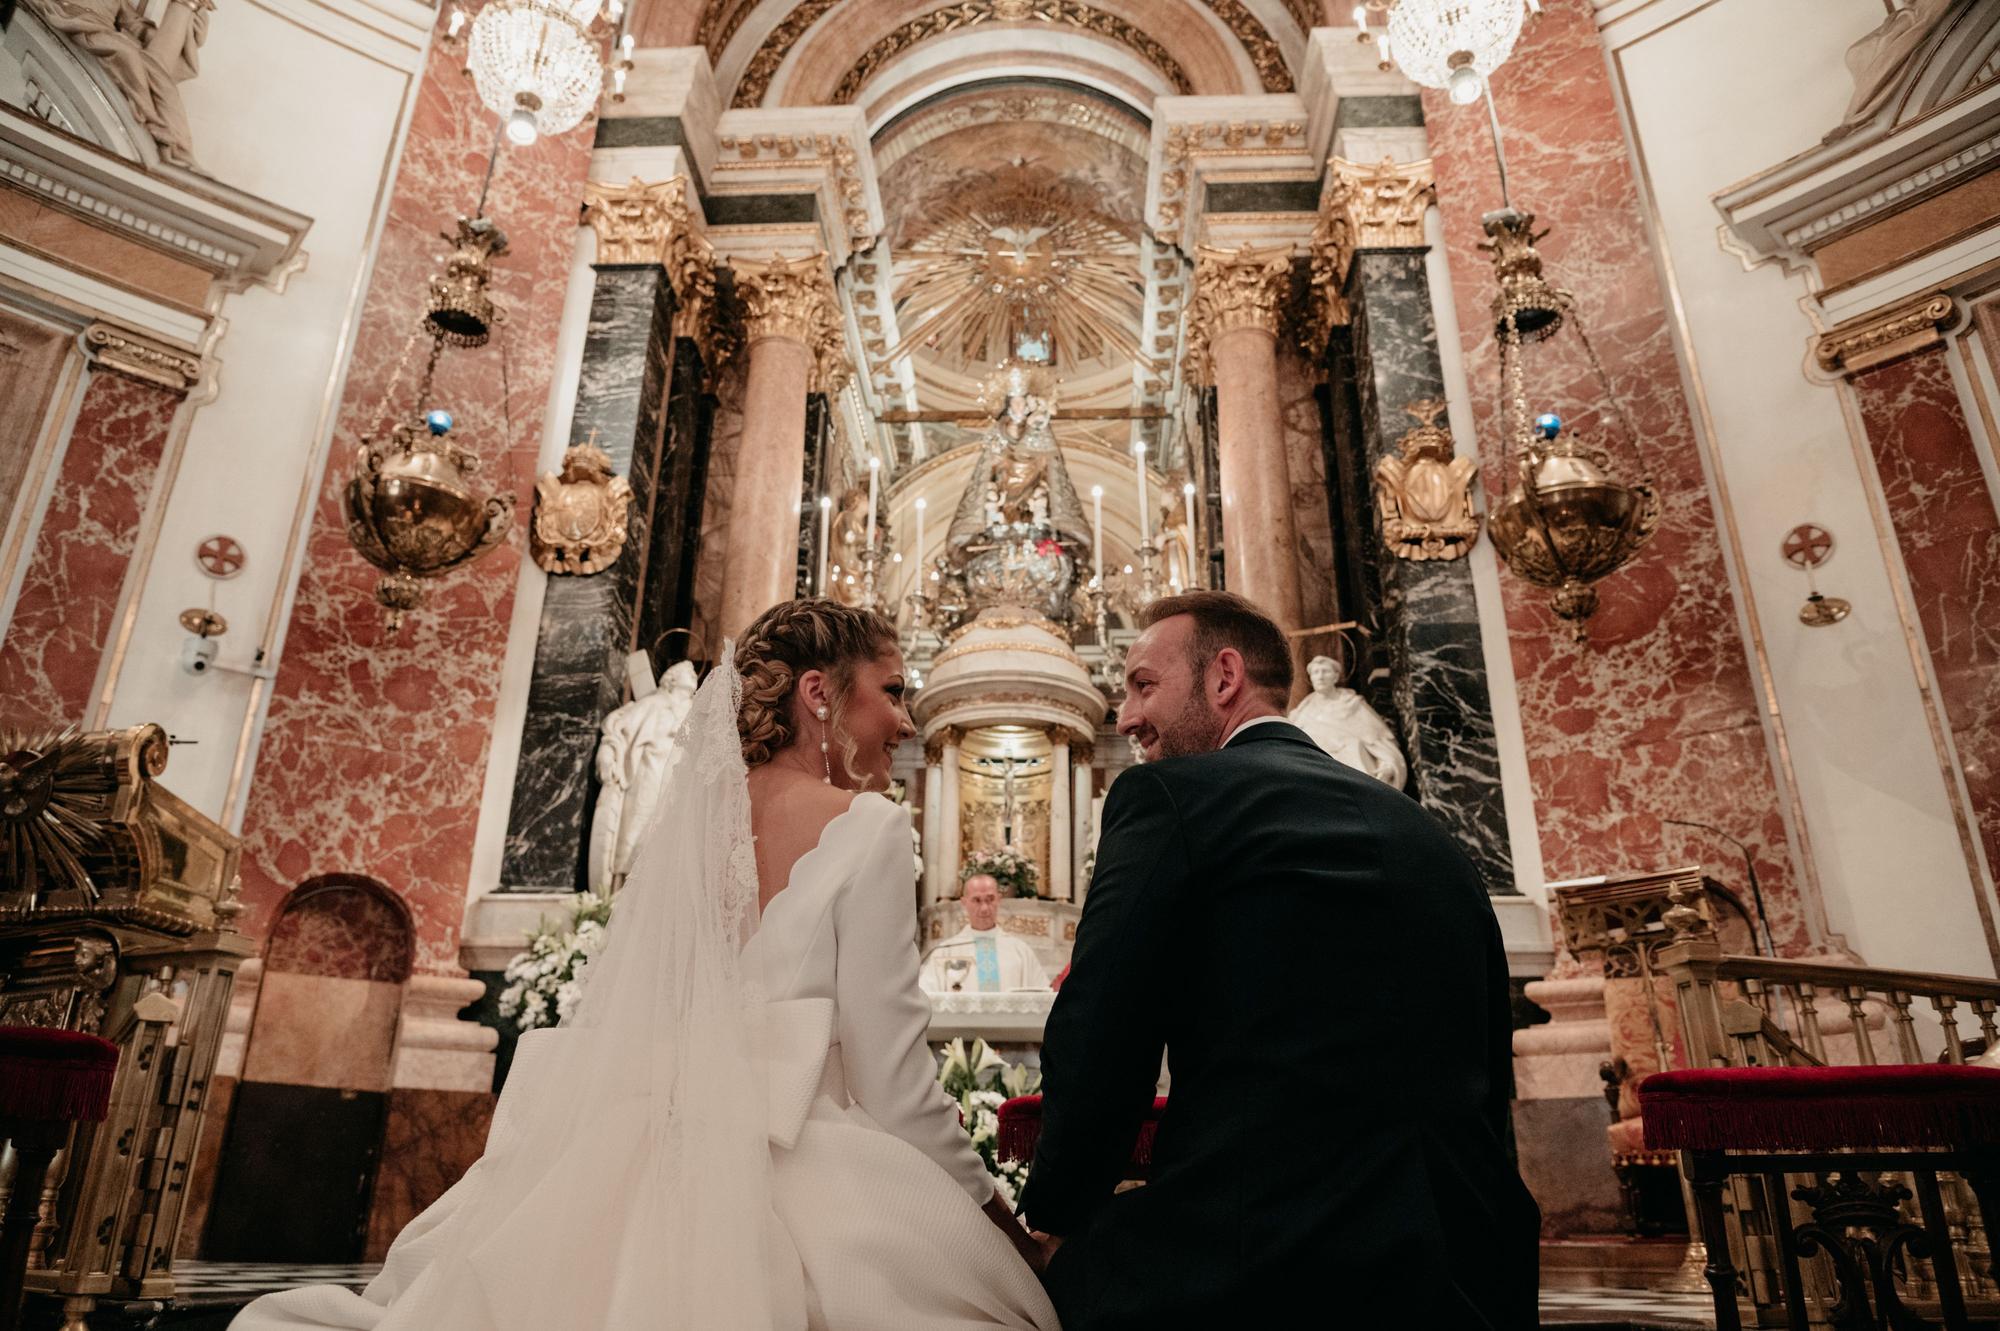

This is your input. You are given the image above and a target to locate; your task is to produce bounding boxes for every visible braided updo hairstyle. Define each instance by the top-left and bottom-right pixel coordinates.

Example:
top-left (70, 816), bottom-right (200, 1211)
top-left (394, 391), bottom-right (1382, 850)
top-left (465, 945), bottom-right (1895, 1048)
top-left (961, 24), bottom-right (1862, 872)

top-left (735, 598), bottom-right (899, 769)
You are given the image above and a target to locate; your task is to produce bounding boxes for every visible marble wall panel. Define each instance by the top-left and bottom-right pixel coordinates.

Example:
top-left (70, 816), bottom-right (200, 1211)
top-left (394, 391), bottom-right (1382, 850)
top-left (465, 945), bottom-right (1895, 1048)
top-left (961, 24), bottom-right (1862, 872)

top-left (1343, 251), bottom-right (1515, 894)
top-left (0, 310), bottom-right (70, 549)
top-left (689, 380), bottom-right (744, 661)
top-left (0, 369), bottom-right (181, 730)
top-left (1278, 345), bottom-right (1337, 634)
top-left (240, 973), bottom-right (401, 1091)
top-left (637, 339), bottom-right (714, 671)
top-left (265, 879), bottom-right (414, 982)
top-left (1852, 347), bottom-right (2000, 917)
top-left (362, 1087), bottom-right (495, 1261)
top-left (235, 10), bottom-right (593, 974)
top-left (500, 269), bottom-right (676, 893)
top-left (1424, 0), bottom-right (1804, 948)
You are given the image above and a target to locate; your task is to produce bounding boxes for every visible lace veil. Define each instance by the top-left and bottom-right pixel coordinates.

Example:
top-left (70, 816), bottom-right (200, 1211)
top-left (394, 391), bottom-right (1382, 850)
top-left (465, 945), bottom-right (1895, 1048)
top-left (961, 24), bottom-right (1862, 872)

top-left (441, 647), bottom-right (781, 1328)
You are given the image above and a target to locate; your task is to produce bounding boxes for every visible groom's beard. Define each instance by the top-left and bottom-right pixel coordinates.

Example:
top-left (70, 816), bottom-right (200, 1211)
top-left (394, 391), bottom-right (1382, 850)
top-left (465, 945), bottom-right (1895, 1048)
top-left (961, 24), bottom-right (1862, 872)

top-left (1149, 692), bottom-right (1226, 759)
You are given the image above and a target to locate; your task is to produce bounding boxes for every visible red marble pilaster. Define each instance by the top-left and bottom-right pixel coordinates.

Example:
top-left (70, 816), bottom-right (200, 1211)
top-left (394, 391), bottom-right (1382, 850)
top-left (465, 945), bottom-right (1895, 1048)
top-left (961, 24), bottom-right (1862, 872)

top-left (236, 15), bottom-right (592, 976)
top-left (1425, 0), bottom-right (1808, 950)
top-left (1851, 347), bottom-right (2000, 906)
top-left (0, 369), bottom-right (182, 731)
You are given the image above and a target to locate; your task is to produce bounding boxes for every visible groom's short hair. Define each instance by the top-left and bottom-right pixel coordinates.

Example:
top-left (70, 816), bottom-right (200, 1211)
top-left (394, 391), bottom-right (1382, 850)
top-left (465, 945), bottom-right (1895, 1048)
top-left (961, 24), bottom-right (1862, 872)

top-left (1140, 590), bottom-right (1293, 704)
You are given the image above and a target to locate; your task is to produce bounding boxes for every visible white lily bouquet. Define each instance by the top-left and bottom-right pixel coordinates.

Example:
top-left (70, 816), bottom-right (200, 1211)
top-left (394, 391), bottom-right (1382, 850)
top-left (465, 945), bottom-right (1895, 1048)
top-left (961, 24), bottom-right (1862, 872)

top-left (498, 892), bottom-right (613, 1033)
top-left (937, 1037), bottom-right (1041, 1206)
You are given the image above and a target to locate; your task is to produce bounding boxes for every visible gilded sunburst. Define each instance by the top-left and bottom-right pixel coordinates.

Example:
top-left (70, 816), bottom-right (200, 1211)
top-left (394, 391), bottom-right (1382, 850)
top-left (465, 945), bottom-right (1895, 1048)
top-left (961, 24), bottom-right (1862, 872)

top-left (888, 162), bottom-right (1143, 373)
top-left (0, 727), bottom-right (110, 904)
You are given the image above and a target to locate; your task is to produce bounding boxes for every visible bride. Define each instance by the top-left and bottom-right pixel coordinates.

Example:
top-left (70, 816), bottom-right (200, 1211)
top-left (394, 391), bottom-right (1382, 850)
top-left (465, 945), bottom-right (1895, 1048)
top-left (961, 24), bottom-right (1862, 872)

top-left (234, 599), bottom-right (1061, 1330)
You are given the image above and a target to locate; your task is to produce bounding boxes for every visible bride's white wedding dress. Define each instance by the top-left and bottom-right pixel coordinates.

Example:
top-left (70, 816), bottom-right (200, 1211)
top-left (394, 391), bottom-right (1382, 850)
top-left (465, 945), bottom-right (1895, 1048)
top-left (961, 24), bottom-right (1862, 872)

top-left (233, 655), bottom-right (1058, 1331)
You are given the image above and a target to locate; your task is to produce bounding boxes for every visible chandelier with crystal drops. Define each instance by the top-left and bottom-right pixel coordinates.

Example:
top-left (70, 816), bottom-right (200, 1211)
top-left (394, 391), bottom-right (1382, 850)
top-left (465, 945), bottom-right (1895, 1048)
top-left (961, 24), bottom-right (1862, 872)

top-left (1354, 0), bottom-right (1539, 104)
top-left (447, 0), bottom-right (633, 146)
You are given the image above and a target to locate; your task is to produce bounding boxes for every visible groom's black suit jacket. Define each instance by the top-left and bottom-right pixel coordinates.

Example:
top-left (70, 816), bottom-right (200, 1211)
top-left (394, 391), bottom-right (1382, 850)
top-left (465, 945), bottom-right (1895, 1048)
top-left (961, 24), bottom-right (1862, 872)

top-left (1020, 721), bottom-right (1539, 1330)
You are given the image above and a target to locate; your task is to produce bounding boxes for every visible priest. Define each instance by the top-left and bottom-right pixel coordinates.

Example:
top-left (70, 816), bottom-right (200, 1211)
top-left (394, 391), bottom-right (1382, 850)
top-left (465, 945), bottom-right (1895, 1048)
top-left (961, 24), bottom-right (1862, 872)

top-left (922, 873), bottom-right (1048, 993)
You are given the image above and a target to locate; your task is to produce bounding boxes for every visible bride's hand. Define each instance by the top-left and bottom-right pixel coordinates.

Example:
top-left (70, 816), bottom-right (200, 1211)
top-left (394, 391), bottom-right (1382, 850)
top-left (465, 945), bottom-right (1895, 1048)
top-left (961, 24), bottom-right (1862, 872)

top-left (981, 1193), bottom-right (1047, 1272)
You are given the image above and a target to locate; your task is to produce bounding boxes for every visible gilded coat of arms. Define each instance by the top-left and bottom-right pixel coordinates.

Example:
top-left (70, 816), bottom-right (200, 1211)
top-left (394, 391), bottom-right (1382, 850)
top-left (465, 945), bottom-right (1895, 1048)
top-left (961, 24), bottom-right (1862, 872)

top-left (1373, 400), bottom-right (1480, 561)
top-left (531, 442), bottom-right (633, 575)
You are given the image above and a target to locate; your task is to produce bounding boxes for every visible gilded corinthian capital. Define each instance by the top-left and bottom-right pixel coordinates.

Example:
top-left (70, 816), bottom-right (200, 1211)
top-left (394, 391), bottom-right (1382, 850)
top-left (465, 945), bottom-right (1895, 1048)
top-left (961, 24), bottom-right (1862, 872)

top-left (583, 177), bottom-right (718, 357)
top-left (1186, 243), bottom-right (1293, 384)
top-left (731, 253), bottom-right (850, 391)
top-left (733, 253), bottom-right (834, 342)
top-left (1320, 156), bottom-right (1436, 270)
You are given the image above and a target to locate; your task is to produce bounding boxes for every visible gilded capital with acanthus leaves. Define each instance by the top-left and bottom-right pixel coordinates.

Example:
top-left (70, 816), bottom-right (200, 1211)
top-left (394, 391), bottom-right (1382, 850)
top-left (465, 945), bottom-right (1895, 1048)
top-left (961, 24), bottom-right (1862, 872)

top-left (1191, 242), bottom-right (1293, 338)
top-left (731, 253), bottom-right (850, 391)
top-left (1185, 243), bottom-right (1293, 385)
top-left (1320, 156), bottom-right (1436, 272)
top-left (582, 177), bottom-right (717, 357)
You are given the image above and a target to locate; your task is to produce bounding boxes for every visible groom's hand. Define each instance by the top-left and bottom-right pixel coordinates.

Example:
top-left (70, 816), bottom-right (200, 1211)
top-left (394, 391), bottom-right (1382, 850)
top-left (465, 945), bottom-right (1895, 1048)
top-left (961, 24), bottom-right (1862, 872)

top-left (1031, 1231), bottom-right (1063, 1266)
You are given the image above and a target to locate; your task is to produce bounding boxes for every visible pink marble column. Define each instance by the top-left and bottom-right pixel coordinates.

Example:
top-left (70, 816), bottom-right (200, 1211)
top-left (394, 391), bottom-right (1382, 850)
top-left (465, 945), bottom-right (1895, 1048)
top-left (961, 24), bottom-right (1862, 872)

top-left (1850, 345), bottom-right (2000, 937)
top-left (1195, 244), bottom-right (1306, 647)
top-left (716, 254), bottom-right (830, 638)
top-left (0, 367), bottom-right (183, 731)
top-left (1426, 0), bottom-right (1807, 950)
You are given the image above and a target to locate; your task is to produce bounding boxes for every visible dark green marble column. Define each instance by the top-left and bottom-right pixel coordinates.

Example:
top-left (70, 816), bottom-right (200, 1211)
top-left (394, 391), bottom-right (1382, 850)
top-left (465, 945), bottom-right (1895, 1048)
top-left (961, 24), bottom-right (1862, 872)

top-left (499, 266), bottom-right (711, 893)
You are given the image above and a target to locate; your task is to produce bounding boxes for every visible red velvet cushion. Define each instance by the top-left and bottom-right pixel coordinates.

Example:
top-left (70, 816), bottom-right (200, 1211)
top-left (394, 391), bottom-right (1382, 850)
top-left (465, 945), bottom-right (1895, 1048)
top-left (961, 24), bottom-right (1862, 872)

top-left (996, 1094), bottom-right (1167, 1167)
top-left (0, 1026), bottom-right (121, 1124)
top-left (1640, 1064), bottom-right (2000, 1153)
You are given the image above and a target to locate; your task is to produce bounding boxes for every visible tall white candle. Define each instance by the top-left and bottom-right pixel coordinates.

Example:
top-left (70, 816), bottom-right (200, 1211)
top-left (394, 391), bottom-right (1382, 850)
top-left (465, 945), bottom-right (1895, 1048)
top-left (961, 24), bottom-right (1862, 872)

top-left (1091, 485), bottom-right (1104, 581)
top-left (914, 496), bottom-right (927, 598)
top-left (1134, 442), bottom-right (1151, 548)
top-left (817, 495), bottom-right (832, 594)
top-left (865, 456), bottom-right (880, 549)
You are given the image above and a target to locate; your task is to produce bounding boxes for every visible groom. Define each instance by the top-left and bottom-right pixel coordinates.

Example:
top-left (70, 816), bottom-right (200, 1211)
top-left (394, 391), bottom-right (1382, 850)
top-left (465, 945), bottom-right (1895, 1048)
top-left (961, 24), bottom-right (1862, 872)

top-left (1019, 591), bottom-right (1539, 1329)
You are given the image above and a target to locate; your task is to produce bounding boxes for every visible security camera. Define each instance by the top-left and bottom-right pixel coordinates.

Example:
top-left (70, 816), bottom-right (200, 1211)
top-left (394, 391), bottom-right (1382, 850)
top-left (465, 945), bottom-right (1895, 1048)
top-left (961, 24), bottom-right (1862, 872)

top-left (181, 635), bottom-right (219, 676)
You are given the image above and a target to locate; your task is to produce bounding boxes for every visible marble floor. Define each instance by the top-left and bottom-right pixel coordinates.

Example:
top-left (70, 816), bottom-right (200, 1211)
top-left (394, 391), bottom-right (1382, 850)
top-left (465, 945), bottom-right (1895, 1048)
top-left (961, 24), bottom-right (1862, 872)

top-left (154, 1263), bottom-right (1721, 1328)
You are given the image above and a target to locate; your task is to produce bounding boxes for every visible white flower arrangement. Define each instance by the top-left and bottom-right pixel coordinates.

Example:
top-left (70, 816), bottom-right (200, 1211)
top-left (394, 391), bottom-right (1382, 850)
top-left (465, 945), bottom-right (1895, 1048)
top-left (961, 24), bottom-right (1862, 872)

top-left (497, 892), bottom-right (614, 1034)
top-left (961, 847), bottom-right (1039, 898)
top-left (936, 1037), bottom-right (1041, 1206)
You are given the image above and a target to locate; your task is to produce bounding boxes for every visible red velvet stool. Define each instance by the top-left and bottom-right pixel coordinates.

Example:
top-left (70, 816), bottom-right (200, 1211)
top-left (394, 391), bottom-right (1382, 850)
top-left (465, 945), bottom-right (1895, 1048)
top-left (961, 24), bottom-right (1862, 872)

top-left (997, 1095), bottom-right (1167, 1181)
top-left (1640, 1064), bottom-right (2000, 1331)
top-left (0, 1027), bottom-right (119, 1331)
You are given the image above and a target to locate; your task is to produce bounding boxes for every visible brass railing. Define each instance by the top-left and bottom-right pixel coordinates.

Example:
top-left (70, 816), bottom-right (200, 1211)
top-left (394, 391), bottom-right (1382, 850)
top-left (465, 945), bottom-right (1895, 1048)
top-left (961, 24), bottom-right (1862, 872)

top-left (1657, 889), bottom-right (2000, 1322)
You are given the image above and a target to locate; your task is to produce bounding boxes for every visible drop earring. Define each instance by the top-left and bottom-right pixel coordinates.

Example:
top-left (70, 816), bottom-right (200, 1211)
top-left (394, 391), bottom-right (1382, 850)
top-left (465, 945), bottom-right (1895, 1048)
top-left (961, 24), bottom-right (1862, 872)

top-left (816, 705), bottom-right (832, 785)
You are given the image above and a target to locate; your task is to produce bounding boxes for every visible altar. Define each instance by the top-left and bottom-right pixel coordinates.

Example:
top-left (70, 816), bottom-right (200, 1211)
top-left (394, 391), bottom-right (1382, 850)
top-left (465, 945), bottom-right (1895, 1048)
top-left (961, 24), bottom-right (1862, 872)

top-left (890, 357), bottom-right (1113, 1009)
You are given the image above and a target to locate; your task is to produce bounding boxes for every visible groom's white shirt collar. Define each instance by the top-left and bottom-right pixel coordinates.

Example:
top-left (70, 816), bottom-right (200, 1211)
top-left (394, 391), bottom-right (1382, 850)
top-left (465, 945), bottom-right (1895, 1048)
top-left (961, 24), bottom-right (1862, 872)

top-left (1222, 714), bottom-right (1288, 747)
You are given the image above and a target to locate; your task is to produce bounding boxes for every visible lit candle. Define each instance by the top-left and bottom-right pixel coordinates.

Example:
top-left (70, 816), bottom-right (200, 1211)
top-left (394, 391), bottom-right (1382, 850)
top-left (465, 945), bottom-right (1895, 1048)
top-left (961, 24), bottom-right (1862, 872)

top-left (865, 456), bottom-right (880, 549)
top-left (914, 496), bottom-right (927, 598)
top-left (1091, 485), bottom-right (1104, 582)
top-left (1133, 442), bottom-right (1151, 548)
top-left (817, 495), bottom-right (832, 595)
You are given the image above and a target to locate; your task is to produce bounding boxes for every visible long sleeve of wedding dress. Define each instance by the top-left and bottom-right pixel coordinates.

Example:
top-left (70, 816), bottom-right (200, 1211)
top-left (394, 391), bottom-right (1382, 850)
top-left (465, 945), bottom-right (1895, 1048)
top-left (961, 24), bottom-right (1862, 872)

top-left (832, 797), bottom-right (995, 1203)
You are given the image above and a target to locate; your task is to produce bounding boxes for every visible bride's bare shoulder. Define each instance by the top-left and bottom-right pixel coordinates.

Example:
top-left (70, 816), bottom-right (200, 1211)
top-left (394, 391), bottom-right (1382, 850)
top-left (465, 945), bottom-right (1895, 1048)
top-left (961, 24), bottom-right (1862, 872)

top-left (748, 770), bottom-right (866, 828)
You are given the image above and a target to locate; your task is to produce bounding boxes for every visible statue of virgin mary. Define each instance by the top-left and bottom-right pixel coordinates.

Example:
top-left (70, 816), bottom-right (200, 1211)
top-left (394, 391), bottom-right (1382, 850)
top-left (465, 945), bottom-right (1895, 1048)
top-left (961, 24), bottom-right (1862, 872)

top-left (941, 359), bottom-right (1093, 627)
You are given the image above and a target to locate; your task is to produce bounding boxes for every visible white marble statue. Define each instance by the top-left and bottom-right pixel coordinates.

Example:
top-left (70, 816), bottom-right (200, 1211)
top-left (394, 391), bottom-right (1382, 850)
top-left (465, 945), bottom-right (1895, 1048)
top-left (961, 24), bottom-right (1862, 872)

top-left (1288, 654), bottom-right (1407, 790)
top-left (588, 653), bottom-right (699, 893)
top-left (26, 0), bottom-right (210, 168)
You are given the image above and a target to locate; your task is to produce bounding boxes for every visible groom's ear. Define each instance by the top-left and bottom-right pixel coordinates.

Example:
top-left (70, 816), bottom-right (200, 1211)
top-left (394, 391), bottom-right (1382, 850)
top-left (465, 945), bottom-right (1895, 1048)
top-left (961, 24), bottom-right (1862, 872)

top-left (1208, 647), bottom-right (1248, 705)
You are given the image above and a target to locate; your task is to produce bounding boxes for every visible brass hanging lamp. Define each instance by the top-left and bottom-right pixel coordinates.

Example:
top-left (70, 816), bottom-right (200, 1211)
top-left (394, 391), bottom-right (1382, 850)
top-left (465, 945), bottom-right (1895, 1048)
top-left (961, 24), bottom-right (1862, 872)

top-left (1473, 95), bottom-right (1659, 640)
top-left (343, 215), bottom-right (516, 632)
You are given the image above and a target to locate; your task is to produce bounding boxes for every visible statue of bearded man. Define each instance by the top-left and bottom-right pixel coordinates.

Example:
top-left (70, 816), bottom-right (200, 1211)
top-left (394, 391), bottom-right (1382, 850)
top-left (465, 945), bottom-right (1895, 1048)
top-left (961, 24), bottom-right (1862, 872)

top-left (1287, 653), bottom-right (1407, 789)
